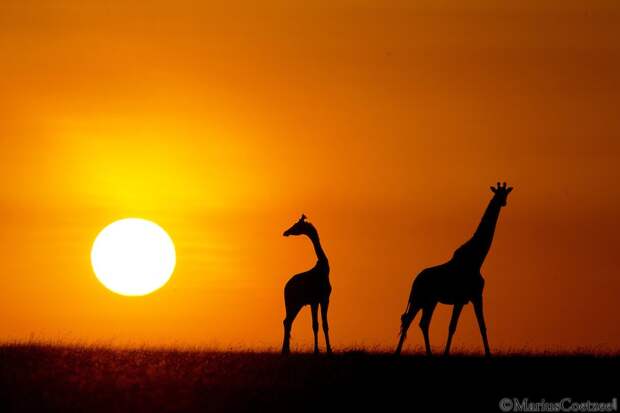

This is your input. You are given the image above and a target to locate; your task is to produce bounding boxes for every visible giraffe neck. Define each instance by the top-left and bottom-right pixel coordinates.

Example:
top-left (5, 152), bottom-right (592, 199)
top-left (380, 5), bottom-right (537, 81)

top-left (308, 231), bottom-right (328, 265)
top-left (469, 196), bottom-right (502, 264)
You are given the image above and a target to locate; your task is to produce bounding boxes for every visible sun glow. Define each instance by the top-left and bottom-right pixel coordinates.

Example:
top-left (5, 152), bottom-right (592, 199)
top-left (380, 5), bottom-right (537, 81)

top-left (91, 218), bottom-right (176, 296)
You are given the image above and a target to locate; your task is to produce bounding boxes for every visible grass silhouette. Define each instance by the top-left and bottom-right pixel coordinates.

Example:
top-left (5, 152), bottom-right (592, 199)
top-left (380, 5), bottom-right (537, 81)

top-left (1, 343), bottom-right (618, 412)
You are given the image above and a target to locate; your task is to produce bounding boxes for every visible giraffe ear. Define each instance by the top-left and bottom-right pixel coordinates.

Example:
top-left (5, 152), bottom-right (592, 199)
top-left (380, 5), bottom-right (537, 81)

top-left (300, 214), bottom-right (307, 222)
top-left (490, 186), bottom-right (497, 193)
top-left (507, 187), bottom-right (513, 193)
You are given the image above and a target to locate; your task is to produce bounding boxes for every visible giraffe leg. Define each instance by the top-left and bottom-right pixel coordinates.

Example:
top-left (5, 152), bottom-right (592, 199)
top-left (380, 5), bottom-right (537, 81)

top-left (473, 296), bottom-right (491, 357)
top-left (320, 299), bottom-right (332, 354)
top-left (311, 303), bottom-right (319, 354)
top-left (395, 303), bottom-right (421, 355)
top-left (444, 303), bottom-right (463, 356)
top-left (419, 302), bottom-right (437, 356)
top-left (282, 304), bottom-right (302, 355)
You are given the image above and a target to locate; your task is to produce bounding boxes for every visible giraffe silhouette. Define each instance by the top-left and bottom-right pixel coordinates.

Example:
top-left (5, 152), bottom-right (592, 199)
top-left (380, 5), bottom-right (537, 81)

top-left (281, 214), bottom-right (332, 355)
top-left (395, 182), bottom-right (513, 356)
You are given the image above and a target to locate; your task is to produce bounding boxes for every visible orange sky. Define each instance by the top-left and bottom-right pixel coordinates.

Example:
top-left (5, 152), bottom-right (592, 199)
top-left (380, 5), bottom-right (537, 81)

top-left (1, 0), bottom-right (619, 351)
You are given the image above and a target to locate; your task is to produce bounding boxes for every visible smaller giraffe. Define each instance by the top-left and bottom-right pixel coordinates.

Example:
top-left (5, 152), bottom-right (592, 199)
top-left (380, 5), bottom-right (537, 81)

top-left (395, 182), bottom-right (513, 356)
top-left (281, 214), bottom-right (332, 355)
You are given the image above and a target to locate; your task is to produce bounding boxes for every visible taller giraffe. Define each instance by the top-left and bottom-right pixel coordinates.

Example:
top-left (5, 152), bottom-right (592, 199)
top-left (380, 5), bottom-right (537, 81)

top-left (281, 214), bottom-right (332, 355)
top-left (395, 182), bottom-right (513, 356)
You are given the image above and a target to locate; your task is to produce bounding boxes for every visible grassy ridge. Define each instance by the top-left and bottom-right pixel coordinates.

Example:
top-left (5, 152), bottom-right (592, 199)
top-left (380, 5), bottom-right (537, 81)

top-left (1, 344), bottom-right (618, 412)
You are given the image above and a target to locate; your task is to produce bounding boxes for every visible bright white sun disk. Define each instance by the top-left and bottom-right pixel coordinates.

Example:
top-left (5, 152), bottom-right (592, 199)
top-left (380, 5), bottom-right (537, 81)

top-left (91, 218), bottom-right (176, 296)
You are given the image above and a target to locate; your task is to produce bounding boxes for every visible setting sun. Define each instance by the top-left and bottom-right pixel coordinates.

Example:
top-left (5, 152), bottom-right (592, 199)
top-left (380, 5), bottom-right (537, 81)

top-left (91, 218), bottom-right (176, 296)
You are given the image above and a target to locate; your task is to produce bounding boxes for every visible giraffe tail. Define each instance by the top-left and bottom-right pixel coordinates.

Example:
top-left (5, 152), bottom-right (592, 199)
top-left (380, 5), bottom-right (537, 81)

top-left (399, 284), bottom-right (422, 337)
top-left (399, 302), bottom-right (413, 337)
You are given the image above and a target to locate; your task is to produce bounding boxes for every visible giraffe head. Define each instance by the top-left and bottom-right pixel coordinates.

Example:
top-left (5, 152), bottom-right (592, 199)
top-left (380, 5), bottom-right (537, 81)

top-left (491, 182), bottom-right (513, 207)
top-left (283, 214), bottom-right (316, 237)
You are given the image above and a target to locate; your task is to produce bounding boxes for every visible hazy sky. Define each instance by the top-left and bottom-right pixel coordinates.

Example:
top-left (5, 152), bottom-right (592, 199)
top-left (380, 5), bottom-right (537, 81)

top-left (1, 1), bottom-right (619, 351)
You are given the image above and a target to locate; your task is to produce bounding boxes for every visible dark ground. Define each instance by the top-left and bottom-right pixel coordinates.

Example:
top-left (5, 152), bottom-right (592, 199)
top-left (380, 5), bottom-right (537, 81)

top-left (1, 344), bottom-right (618, 412)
